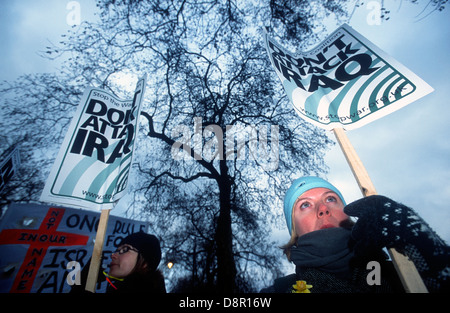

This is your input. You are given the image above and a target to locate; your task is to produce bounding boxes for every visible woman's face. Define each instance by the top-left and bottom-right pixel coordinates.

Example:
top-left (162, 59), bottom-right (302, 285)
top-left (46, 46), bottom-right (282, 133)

top-left (109, 244), bottom-right (139, 278)
top-left (292, 187), bottom-right (351, 237)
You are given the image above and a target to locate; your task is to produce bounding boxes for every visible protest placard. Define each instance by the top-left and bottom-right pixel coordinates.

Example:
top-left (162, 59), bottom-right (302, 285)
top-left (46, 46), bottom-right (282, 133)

top-left (264, 24), bottom-right (433, 130)
top-left (0, 145), bottom-right (21, 192)
top-left (40, 77), bottom-right (146, 211)
top-left (0, 203), bottom-right (148, 293)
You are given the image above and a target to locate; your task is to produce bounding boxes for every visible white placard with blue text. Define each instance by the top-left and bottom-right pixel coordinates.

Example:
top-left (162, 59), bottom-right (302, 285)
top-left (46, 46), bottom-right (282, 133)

top-left (264, 24), bottom-right (433, 130)
top-left (40, 76), bottom-right (146, 211)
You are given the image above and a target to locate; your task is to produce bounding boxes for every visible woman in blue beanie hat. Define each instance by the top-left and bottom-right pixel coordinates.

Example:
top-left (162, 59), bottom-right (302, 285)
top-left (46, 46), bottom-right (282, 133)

top-left (261, 176), bottom-right (449, 293)
top-left (283, 176), bottom-right (350, 240)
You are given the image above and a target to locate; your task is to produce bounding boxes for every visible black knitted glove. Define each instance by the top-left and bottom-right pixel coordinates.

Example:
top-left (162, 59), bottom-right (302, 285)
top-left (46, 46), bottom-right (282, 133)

top-left (344, 195), bottom-right (422, 252)
top-left (344, 195), bottom-right (450, 292)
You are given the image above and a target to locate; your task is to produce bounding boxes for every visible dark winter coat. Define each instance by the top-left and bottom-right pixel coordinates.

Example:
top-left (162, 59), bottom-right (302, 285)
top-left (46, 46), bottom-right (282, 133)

top-left (70, 258), bottom-right (166, 293)
top-left (106, 270), bottom-right (166, 293)
top-left (261, 228), bottom-right (404, 293)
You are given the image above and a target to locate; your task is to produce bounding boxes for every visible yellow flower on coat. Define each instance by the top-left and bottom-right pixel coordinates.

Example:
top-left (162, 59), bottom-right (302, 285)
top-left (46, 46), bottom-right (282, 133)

top-left (292, 280), bottom-right (313, 293)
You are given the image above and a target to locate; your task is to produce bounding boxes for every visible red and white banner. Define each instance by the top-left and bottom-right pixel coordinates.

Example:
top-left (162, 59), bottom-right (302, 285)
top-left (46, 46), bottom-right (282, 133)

top-left (0, 203), bottom-right (148, 293)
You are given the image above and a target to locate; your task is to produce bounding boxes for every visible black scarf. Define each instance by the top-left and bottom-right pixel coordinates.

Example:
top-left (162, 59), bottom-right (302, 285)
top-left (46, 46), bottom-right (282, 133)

top-left (107, 270), bottom-right (166, 293)
top-left (290, 227), bottom-right (355, 278)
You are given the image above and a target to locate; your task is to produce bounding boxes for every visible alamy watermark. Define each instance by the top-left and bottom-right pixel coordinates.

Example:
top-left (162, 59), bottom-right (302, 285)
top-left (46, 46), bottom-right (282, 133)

top-left (170, 117), bottom-right (280, 171)
top-left (66, 261), bottom-right (81, 286)
top-left (66, 1), bottom-right (81, 26)
top-left (366, 1), bottom-right (383, 26)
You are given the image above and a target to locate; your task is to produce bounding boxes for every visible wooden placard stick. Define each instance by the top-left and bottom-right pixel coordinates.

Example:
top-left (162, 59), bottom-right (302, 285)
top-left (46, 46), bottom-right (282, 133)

top-left (85, 208), bottom-right (111, 293)
top-left (333, 127), bottom-right (428, 293)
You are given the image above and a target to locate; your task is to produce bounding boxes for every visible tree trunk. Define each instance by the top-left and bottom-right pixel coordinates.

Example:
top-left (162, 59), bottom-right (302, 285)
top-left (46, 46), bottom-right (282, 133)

top-left (215, 160), bottom-right (236, 293)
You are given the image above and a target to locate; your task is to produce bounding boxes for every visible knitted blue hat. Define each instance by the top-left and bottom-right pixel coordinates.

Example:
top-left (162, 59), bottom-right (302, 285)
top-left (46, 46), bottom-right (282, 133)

top-left (283, 176), bottom-right (346, 235)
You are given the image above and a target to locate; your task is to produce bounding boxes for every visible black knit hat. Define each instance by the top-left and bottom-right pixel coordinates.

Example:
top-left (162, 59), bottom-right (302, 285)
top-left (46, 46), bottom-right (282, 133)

top-left (121, 232), bottom-right (162, 272)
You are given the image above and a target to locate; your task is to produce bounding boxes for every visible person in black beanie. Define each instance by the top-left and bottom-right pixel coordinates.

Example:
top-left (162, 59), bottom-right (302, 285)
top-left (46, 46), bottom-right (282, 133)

top-left (104, 232), bottom-right (166, 293)
top-left (71, 231), bottom-right (166, 293)
top-left (261, 176), bottom-right (449, 293)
